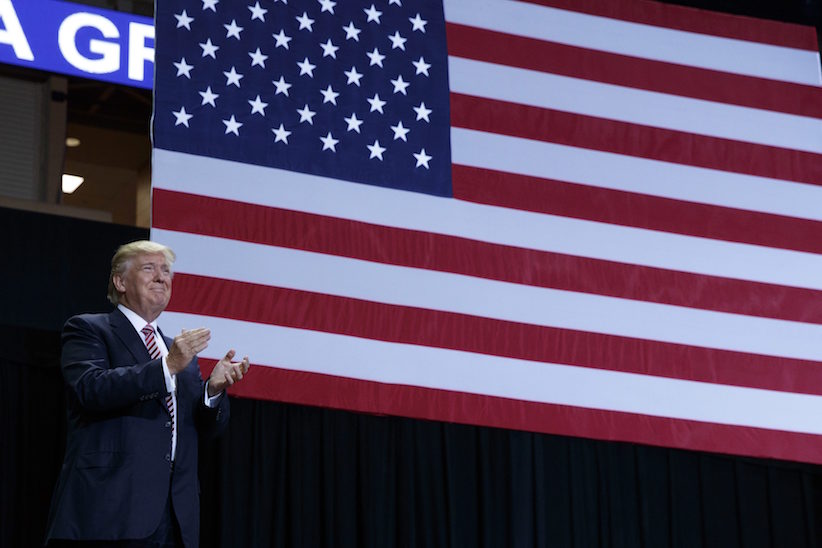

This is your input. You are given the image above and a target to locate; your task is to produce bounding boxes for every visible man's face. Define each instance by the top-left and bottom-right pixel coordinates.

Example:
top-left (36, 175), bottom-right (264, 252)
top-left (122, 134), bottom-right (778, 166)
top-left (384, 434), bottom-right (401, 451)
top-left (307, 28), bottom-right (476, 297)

top-left (114, 252), bottom-right (172, 322)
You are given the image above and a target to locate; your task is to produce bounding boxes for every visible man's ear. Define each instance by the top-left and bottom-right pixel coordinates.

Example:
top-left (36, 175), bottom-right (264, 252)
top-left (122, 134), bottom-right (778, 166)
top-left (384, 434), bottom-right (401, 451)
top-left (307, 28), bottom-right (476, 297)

top-left (112, 274), bottom-right (127, 293)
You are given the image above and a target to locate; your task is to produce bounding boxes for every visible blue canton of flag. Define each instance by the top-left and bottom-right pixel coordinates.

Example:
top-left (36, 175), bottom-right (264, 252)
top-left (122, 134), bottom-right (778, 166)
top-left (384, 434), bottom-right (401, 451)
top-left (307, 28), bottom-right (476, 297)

top-left (154, 0), bottom-right (452, 197)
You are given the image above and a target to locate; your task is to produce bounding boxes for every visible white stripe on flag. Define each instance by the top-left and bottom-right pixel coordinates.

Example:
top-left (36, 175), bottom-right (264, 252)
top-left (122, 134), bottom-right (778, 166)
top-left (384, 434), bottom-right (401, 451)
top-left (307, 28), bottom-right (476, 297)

top-left (154, 228), bottom-right (822, 361)
top-left (161, 311), bottom-right (822, 435)
top-left (443, 0), bottom-right (822, 85)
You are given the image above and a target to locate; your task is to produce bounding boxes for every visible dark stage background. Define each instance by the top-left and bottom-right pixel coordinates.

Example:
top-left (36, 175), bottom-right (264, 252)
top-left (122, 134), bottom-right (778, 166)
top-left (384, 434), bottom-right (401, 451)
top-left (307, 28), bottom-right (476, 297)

top-left (2, 2), bottom-right (822, 546)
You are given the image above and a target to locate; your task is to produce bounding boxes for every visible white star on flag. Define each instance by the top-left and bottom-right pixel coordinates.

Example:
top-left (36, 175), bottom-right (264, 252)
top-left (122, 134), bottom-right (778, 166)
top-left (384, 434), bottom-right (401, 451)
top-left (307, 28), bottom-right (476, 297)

top-left (297, 57), bottom-right (316, 77)
top-left (175, 10), bottom-right (194, 30)
top-left (367, 139), bottom-right (386, 160)
top-left (342, 22), bottom-right (361, 41)
top-left (413, 101), bottom-right (431, 122)
top-left (388, 31), bottom-right (407, 50)
top-left (364, 4), bottom-right (382, 23)
top-left (224, 19), bottom-right (243, 39)
top-left (249, 95), bottom-right (268, 115)
top-left (273, 30), bottom-right (292, 49)
top-left (272, 76), bottom-right (291, 96)
top-left (409, 13), bottom-right (427, 32)
top-left (390, 121), bottom-right (409, 141)
top-left (199, 86), bottom-right (219, 106)
top-left (201, 0), bottom-right (218, 12)
top-left (174, 58), bottom-right (193, 78)
top-left (296, 12), bottom-right (315, 31)
top-left (413, 57), bottom-right (431, 76)
top-left (223, 66), bottom-right (244, 87)
top-left (344, 66), bottom-right (363, 86)
top-left (199, 38), bottom-right (219, 58)
top-left (222, 115), bottom-right (243, 135)
top-left (297, 104), bottom-right (316, 124)
top-left (413, 148), bottom-right (432, 168)
top-left (172, 106), bottom-right (193, 127)
top-left (367, 48), bottom-right (385, 67)
top-left (248, 2), bottom-right (267, 21)
top-left (367, 93), bottom-right (386, 113)
top-left (344, 113), bottom-right (363, 133)
top-left (271, 123), bottom-right (291, 144)
top-left (318, 0), bottom-right (336, 14)
top-left (391, 75), bottom-right (410, 95)
top-left (249, 48), bottom-right (268, 68)
top-left (320, 132), bottom-right (339, 151)
top-left (320, 85), bottom-right (340, 105)
top-left (320, 39), bottom-right (339, 58)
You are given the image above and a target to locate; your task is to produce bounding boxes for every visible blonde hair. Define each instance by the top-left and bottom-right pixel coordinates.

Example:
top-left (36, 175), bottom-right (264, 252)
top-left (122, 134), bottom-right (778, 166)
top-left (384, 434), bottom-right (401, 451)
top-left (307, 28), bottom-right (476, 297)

top-left (107, 240), bottom-right (176, 305)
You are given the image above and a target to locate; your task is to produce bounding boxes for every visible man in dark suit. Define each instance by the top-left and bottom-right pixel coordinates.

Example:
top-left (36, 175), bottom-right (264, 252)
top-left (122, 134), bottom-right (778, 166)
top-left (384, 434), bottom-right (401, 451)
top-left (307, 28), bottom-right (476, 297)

top-left (45, 240), bottom-right (250, 547)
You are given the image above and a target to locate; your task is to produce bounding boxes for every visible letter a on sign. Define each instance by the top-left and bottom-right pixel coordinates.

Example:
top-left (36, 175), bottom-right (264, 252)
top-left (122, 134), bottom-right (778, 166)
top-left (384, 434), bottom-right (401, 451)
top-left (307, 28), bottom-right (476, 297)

top-left (0, 0), bottom-right (34, 61)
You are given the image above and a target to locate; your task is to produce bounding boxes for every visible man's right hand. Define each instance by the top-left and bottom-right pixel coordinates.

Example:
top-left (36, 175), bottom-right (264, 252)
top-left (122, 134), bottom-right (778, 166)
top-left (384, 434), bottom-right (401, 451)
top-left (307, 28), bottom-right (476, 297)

top-left (166, 328), bottom-right (211, 374)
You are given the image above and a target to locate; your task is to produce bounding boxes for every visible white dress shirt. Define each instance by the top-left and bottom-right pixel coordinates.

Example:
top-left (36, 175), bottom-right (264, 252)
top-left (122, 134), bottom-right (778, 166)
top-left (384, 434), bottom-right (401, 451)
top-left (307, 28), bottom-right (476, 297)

top-left (118, 304), bottom-right (221, 461)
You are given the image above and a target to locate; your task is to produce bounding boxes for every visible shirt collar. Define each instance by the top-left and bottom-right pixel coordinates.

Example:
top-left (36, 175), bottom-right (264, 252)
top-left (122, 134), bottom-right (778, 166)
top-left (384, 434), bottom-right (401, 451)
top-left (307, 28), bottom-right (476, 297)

top-left (117, 304), bottom-right (159, 334)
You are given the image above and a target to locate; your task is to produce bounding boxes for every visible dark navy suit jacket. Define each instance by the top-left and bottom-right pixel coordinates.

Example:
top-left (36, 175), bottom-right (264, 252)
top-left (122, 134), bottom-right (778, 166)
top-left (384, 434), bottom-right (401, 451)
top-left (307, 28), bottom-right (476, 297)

top-left (46, 308), bottom-right (229, 547)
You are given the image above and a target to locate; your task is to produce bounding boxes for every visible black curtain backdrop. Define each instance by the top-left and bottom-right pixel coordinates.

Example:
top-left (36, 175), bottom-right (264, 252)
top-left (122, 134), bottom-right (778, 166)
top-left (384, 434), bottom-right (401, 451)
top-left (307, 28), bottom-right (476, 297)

top-left (202, 397), bottom-right (822, 548)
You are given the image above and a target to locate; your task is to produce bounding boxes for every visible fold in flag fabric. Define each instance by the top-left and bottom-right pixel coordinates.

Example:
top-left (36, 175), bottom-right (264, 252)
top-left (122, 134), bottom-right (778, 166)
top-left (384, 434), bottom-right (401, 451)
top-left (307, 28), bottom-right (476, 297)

top-left (151, 0), bottom-right (822, 463)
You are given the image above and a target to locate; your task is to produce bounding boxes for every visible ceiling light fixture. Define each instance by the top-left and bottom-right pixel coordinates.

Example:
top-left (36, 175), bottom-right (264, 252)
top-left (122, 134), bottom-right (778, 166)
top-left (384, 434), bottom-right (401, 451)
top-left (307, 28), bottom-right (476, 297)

top-left (62, 174), bottom-right (84, 194)
top-left (65, 137), bottom-right (81, 147)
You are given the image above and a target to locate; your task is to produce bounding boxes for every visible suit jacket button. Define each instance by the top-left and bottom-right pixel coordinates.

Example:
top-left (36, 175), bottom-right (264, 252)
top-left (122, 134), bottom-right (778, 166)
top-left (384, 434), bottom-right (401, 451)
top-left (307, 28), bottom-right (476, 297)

top-left (165, 421), bottom-right (172, 428)
top-left (165, 454), bottom-right (171, 461)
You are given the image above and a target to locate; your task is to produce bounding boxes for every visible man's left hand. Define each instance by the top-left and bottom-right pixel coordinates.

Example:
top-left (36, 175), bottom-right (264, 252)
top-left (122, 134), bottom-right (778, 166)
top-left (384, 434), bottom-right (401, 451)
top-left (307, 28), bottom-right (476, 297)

top-left (207, 349), bottom-right (250, 397)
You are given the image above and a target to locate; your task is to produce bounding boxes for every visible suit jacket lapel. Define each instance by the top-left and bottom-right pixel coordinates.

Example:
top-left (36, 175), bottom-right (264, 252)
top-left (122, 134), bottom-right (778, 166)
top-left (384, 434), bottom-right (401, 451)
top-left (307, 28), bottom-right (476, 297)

top-left (109, 308), bottom-right (152, 363)
top-left (109, 310), bottom-right (169, 413)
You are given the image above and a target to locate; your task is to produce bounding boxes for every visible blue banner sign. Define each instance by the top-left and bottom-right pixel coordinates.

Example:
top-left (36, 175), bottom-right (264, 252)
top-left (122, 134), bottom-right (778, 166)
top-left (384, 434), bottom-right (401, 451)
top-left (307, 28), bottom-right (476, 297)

top-left (0, 0), bottom-right (153, 88)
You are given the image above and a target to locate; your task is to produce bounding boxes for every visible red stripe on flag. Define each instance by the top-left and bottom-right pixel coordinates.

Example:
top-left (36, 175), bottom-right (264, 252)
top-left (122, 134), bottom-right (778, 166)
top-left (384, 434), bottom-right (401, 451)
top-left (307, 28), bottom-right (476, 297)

top-left (450, 93), bottom-right (822, 186)
top-left (451, 164), bottom-right (822, 255)
top-left (198, 361), bottom-right (822, 465)
top-left (446, 24), bottom-right (822, 119)
top-left (516, 0), bottom-right (819, 51)
top-left (173, 274), bottom-right (822, 396)
top-left (153, 189), bottom-right (822, 324)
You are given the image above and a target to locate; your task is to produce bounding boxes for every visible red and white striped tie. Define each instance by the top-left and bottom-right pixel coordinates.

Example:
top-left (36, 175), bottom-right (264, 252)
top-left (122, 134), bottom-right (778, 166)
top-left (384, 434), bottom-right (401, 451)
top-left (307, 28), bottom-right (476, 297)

top-left (141, 324), bottom-right (174, 433)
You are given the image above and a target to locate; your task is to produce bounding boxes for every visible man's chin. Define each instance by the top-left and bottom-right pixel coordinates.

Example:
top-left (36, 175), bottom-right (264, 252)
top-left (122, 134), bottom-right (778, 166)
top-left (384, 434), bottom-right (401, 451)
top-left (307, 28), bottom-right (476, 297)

top-left (149, 296), bottom-right (170, 311)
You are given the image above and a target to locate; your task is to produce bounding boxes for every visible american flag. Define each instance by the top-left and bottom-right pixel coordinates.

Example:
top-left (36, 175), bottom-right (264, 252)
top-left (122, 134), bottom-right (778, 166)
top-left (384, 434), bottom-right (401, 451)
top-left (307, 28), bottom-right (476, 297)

top-left (151, 0), bottom-right (822, 463)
